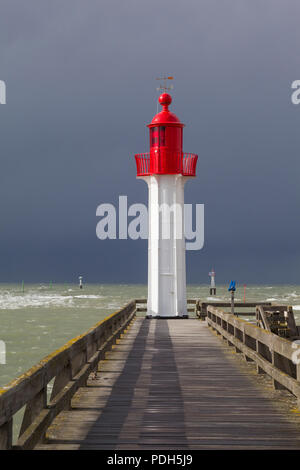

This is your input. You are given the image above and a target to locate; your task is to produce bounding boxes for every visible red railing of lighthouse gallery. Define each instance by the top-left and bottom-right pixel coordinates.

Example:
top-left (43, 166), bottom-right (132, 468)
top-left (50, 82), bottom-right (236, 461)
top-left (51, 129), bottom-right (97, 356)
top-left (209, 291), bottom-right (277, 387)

top-left (135, 152), bottom-right (198, 177)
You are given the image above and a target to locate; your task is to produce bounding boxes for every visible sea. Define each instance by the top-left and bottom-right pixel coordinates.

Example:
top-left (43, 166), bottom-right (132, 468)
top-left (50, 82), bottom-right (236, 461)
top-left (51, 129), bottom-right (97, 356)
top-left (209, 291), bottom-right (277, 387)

top-left (1, 282), bottom-right (300, 388)
top-left (1, 282), bottom-right (300, 441)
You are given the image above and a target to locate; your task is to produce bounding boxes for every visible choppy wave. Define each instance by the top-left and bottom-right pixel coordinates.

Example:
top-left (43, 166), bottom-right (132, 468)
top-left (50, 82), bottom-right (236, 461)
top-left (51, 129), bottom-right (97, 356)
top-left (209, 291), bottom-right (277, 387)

top-left (1, 285), bottom-right (300, 311)
top-left (0, 293), bottom-right (75, 310)
top-left (73, 295), bottom-right (103, 299)
top-left (0, 292), bottom-right (104, 310)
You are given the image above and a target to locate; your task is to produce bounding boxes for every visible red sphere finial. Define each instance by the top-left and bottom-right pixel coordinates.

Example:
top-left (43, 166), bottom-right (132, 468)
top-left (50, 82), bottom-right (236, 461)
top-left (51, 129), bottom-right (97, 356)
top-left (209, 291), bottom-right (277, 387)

top-left (159, 93), bottom-right (172, 108)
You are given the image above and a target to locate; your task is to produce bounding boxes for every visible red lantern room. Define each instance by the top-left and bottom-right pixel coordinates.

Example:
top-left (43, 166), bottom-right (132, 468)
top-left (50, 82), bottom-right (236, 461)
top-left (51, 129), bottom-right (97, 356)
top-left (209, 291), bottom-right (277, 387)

top-left (135, 92), bottom-right (198, 177)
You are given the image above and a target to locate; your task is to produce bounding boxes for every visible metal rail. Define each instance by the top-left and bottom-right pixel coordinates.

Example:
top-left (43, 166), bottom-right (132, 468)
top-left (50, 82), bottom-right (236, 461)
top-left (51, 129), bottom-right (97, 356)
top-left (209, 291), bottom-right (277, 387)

top-left (135, 152), bottom-right (198, 177)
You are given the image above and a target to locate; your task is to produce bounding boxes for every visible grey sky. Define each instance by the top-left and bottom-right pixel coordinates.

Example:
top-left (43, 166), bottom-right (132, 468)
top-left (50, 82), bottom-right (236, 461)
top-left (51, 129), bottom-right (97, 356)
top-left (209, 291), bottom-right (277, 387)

top-left (0, 0), bottom-right (299, 284)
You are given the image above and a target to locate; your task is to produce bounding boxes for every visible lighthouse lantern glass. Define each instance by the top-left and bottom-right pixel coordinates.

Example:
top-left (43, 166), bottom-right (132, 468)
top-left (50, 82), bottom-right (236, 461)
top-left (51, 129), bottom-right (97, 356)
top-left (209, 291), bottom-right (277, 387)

top-left (150, 127), bottom-right (166, 147)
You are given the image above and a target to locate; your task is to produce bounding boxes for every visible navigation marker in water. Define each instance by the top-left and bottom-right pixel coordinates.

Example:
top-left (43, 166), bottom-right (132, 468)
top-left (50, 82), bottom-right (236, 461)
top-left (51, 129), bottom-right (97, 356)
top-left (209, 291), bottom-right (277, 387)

top-left (79, 276), bottom-right (83, 289)
top-left (209, 269), bottom-right (216, 295)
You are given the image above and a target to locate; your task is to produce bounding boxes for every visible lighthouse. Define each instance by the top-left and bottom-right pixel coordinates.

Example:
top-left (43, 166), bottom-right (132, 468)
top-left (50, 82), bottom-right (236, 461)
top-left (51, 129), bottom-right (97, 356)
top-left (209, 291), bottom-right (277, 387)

top-left (135, 91), bottom-right (198, 317)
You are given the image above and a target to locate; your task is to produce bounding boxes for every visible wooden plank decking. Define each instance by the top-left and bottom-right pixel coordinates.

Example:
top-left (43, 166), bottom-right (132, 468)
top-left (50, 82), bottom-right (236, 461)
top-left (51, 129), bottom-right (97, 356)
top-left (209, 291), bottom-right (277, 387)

top-left (37, 318), bottom-right (300, 450)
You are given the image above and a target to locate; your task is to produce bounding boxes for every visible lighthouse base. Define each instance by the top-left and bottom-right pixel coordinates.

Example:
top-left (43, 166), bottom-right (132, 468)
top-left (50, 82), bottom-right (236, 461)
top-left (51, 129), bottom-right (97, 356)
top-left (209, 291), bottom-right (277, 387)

top-left (146, 314), bottom-right (189, 319)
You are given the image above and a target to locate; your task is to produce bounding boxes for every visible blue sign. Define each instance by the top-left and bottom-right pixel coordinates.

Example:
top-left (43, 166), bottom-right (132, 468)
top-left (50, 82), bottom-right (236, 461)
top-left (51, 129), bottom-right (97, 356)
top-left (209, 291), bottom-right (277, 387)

top-left (228, 280), bottom-right (236, 292)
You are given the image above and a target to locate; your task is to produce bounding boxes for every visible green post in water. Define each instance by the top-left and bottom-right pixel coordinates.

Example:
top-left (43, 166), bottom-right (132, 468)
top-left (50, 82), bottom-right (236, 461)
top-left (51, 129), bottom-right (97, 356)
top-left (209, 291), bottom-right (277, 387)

top-left (49, 280), bottom-right (52, 289)
top-left (22, 280), bottom-right (24, 293)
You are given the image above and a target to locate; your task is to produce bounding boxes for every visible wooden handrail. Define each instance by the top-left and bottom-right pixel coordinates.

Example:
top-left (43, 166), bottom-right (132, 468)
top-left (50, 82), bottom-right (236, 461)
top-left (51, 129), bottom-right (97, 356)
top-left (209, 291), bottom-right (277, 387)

top-left (196, 301), bottom-right (272, 320)
top-left (206, 305), bottom-right (300, 407)
top-left (0, 300), bottom-right (136, 450)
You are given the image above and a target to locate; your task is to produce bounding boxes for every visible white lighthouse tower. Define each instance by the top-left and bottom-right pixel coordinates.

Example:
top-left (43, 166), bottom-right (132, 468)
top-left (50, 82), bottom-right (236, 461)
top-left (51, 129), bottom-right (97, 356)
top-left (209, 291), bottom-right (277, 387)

top-left (135, 91), bottom-right (198, 317)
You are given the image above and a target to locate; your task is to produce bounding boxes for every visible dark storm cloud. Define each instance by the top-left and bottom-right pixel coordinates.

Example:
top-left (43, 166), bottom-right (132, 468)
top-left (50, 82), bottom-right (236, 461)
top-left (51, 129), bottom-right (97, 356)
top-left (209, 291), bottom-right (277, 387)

top-left (0, 0), bottom-right (299, 284)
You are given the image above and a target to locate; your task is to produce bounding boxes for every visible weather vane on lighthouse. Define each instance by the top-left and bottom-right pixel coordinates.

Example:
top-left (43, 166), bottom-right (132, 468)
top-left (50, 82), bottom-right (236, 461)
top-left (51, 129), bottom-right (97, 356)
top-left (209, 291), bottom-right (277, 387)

top-left (134, 82), bottom-right (198, 318)
top-left (155, 75), bottom-right (174, 112)
top-left (156, 75), bottom-right (174, 93)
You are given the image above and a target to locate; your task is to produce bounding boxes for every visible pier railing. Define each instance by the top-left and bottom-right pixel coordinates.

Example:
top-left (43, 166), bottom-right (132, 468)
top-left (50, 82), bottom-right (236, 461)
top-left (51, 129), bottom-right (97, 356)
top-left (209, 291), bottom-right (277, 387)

top-left (0, 300), bottom-right (136, 450)
top-left (207, 305), bottom-right (300, 406)
top-left (196, 301), bottom-right (272, 320)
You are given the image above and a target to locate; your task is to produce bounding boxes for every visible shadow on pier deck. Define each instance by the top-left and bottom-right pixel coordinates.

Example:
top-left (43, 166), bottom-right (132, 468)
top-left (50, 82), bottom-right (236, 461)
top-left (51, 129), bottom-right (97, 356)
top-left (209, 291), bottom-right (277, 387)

top-left (36, 317), bottom-right (300, 450)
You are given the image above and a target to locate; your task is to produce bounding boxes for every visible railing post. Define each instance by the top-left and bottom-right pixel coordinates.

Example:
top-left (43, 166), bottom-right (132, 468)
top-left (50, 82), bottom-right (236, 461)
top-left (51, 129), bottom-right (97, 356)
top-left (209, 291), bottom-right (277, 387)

top-left (256, 340), bottom-right (266, 374)
top-left (201, 303), bottom-right (207, 321)
top-left (296, 363), bottom-right (300, 409)
top-left (215, 315), bottom-right (221, 335)
top-left (233, 326), bottom-right (242, 353)
top-left (271, 349), bottom-right (285, 390)
top-left (242, 329), bottom-right (254, 362)
top-left (50, 361), bottom-right (72, 408)
top-left (71, 345), bottom-right (88, 385)
top-left (223, 320), bottom-right (233, 346)
top-left (19, 386), bottom-right (47, 440)
top-left (0, 419), bottom-right (12, 450)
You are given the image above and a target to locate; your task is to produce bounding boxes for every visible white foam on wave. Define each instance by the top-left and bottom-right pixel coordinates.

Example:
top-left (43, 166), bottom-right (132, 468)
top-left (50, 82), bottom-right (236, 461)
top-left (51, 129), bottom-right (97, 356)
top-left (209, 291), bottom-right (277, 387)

top-left (0, 291), bottom-right (106, 310)
top-left (107, 303), bottom-right (121, 309)
top-left (0, 293), bottom-right (75, 310)
top-left (73, 295), bottom-right (103, 299)
top-left (293, 306), bottom-right (300, 311)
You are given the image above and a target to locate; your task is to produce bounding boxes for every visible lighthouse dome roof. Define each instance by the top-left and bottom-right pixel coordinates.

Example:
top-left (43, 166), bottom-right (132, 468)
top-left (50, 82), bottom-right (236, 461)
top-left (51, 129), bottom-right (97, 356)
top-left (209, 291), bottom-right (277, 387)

top-left (149, 93), bottom-right (183, 126)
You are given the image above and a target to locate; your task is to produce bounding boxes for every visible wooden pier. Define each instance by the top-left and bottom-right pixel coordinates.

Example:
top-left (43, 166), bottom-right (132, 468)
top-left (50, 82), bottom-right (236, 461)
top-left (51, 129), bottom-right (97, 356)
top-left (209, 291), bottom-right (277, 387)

top-left (1, 300), bottom-right (300, 450)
